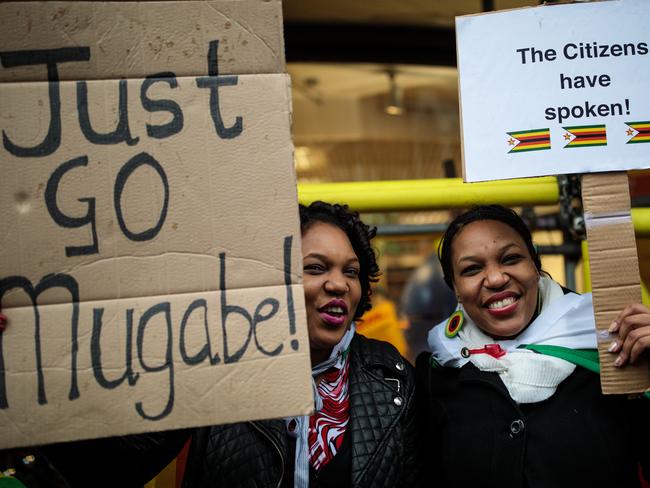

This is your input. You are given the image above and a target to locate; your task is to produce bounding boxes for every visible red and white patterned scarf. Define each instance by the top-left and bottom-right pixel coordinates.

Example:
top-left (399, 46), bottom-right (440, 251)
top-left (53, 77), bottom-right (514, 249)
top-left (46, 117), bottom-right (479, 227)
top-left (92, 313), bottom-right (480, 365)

top-left (308, 353), bottom-right (350, 470)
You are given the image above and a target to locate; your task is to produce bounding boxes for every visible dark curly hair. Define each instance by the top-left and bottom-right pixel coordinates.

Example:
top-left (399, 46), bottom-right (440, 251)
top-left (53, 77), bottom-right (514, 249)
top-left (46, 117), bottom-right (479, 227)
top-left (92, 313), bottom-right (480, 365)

top-left (299, 201), bottom-right (380, 319)
top-left (438, 205), bottom-right (542, 290)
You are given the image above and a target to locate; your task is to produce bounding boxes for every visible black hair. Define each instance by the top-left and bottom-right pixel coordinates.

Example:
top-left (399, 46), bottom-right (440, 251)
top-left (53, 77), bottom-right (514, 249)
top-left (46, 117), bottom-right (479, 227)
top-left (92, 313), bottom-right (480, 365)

top-left (438, 205), bottom-right (542, 289)
top-left (299, 201), bottom-right (380, 319)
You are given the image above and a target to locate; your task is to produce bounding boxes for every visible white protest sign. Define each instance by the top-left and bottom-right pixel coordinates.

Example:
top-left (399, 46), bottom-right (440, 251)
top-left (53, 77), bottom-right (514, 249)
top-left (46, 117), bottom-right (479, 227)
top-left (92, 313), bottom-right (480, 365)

top-left (0, 1), bottom-right (313, 449)
top-left (457, 0), bottom-right (650, 182)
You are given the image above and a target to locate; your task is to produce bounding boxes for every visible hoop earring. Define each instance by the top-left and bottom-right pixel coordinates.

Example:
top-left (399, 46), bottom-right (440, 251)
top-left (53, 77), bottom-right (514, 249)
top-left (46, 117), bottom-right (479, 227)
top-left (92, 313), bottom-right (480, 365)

top-left (445, 309), bottom-right (465, 338)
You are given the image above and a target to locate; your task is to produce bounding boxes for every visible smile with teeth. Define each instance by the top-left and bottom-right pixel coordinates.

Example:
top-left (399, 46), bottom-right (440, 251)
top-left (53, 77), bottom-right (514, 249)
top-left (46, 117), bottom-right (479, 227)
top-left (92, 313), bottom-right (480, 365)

top-left (319, 300), bottom-right (349, 326)
top-left (321, 305), bottom-right (345, 315)
top-left (486, 296), bottom-right (517, 310)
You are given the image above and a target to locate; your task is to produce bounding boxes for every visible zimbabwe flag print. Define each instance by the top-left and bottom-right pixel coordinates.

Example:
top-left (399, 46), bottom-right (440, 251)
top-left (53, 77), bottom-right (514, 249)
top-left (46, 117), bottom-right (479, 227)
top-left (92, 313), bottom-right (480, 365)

top-left (563, 124), bottom-right (607, 148)
top-left (507, 128), bottom-right (551, 153)
top-left (625, 121), bottom-right (650, 144)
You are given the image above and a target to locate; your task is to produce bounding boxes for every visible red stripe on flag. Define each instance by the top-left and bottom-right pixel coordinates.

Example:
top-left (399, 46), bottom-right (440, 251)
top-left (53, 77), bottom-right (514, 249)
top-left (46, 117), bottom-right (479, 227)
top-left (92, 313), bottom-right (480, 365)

top-left (517, 141), bottom-right (550, 148)
top-left (517, 134), bottom-right (550, 142)
top-left (573, 135), bottom-right (607, 142)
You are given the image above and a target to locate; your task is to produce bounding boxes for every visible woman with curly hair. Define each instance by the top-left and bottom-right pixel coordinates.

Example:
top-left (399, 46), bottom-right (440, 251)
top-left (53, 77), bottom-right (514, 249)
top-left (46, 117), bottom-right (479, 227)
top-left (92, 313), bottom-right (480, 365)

top-left (4, 201), bottom-right (420, 488)
top-left (275, 200), bottom-right (419, 488)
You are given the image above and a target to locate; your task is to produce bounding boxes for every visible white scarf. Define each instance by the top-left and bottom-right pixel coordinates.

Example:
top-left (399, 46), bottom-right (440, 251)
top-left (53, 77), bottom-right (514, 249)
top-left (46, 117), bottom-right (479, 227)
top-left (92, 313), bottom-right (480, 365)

top-left (428, 277), bottom-right (597, 403)
top-left (285, 324), bottom-right (355, 488)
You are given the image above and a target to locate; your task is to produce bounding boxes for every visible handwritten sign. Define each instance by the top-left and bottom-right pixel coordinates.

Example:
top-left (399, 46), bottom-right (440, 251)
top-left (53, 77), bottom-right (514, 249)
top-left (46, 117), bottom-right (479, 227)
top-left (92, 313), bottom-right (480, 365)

top-left (0, 1), bottom-right (313, 449)
top-left (457, 0), bottom-right (650, 182)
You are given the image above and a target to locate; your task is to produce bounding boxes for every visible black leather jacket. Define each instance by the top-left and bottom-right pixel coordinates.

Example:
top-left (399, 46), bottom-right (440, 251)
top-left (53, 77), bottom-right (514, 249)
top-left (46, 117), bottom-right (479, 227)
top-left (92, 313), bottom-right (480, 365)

top-left (182, 334), bottom-right (420, 487)
top-left (10, 334), bottom-right (419, 487)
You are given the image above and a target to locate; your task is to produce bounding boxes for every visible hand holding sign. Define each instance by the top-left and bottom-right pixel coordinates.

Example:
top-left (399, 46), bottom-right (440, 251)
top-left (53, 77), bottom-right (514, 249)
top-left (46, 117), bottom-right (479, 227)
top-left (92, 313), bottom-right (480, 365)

top-left (607, 303), bottom-right (650, 367)
top-left (457, 1), bottom-right (650, 393)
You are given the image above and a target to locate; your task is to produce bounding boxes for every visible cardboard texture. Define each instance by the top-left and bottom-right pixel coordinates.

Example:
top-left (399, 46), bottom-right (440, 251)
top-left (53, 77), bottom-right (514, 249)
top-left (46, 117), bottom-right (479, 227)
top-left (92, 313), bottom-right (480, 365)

top-left (0, 1), bottom-right (286, 81)
top-left (0, 1), bottom-right (313, 449)
top-left (582, 172), bottom-right (650, 394)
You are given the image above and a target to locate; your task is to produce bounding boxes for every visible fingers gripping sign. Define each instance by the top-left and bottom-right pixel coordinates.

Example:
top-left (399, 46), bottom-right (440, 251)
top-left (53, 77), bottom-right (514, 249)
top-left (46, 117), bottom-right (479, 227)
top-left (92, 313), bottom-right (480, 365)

top-left (607, 303), bottom-right (650, 367)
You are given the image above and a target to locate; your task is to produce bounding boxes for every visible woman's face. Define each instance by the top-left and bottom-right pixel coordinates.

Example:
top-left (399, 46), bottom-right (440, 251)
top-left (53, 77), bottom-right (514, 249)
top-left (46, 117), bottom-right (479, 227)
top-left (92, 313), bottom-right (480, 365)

top-left (451, 220), bottom-right (539, 339)
top-left (302, 222), bottom-right (362, 365)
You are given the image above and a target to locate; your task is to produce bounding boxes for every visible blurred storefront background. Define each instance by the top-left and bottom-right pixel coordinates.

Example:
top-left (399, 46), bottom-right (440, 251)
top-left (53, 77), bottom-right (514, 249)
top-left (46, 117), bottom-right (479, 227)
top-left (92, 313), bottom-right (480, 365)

top-left (146, 2), bottom-right (650, 485)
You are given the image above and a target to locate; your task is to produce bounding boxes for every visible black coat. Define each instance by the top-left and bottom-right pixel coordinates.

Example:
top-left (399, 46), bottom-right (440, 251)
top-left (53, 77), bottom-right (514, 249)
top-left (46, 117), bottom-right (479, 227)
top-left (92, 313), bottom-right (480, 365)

top-left (21, 334), bottom-right (419, 488)
top-left (416, 353), bottom-right (650, 488)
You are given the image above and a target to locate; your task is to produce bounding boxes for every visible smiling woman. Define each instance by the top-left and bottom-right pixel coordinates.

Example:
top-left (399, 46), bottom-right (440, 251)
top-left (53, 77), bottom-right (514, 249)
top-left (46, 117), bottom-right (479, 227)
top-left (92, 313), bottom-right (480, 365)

top-left (271, 201), bottom-right (420, 487)
top-left (417, 205), bottom-right (650, 488)
top-left (301, 221), bottom-right (362, 364)
top-left (449, 219), bottom-right (540, 339)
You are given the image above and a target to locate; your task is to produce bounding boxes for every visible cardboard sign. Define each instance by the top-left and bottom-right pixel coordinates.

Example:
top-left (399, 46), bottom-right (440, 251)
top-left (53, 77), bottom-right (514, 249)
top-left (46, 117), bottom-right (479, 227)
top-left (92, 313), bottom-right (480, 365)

top-left (0, 1), bottom-right (313, 449)
top-left (582, 172), bottom-right (649, 394)
top-left (456, 0), bottom-right (650, 182)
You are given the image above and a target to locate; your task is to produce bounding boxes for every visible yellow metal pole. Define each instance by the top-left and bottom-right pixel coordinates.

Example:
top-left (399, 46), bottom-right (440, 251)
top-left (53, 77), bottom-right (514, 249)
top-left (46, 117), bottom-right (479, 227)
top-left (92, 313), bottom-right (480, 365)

top-left (298, 177), bottom-right (650, 235)
top-left (297, 177), bottom-right (559, 211)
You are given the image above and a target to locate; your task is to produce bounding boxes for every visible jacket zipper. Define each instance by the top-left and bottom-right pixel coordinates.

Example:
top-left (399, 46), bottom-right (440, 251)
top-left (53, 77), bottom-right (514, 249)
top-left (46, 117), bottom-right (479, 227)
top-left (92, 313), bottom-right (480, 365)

top-left (351, 363), bottom-right (408, 487)
top-left (250, 421), bottom-right (285, 488)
